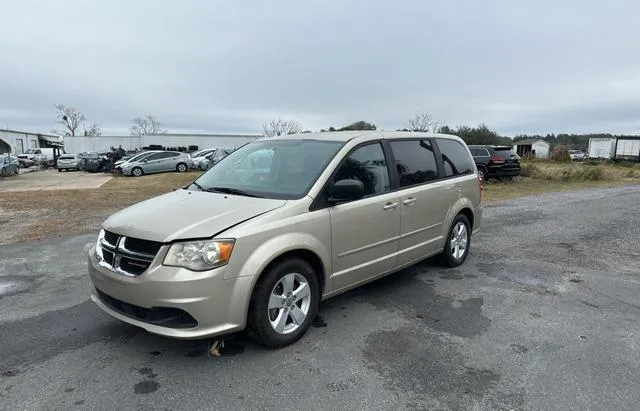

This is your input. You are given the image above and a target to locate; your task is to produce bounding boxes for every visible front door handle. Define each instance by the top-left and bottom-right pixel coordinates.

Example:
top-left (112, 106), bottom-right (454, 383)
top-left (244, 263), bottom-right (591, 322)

top-left (403, 197), bottom-right (417, 206)
top-left (383, 202), bottom-right (398, 210)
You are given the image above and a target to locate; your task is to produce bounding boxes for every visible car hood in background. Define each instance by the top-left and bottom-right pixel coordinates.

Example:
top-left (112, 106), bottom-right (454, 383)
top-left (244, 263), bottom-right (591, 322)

top-left (102, 189), bottom-right (287, 242)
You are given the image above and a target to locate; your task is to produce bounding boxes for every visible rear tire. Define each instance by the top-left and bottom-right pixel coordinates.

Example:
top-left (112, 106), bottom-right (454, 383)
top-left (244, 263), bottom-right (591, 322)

top-left (176, 163), bottom-right (187, 172)
top-left (247, 257), bottom-right (320, 349)
top-left (441, 214), bottom-right (471, 267)
top-left (131, 167), bottom-right (143, 177)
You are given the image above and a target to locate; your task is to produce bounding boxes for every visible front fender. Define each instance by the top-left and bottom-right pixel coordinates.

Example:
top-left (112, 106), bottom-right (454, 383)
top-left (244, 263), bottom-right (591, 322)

top-left (230, 231), bottom-right (331, 283)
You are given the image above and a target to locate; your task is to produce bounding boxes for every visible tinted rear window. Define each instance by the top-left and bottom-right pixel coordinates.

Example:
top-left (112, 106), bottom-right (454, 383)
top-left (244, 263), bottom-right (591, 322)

top-left (59, 155), bottom-right (76, 159)
top-left (389, 139), bottom-right (439, 187)
top-left (493, 147), bottom-right (517, 157)
top-left (436, 139), bottom-right (475, 177)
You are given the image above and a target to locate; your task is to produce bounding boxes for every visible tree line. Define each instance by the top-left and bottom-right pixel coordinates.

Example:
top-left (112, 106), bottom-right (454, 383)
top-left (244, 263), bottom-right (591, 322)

top-left (53, 105), bottom-right (634, 149)
top-left (263, 114), bottom-right (637, 150)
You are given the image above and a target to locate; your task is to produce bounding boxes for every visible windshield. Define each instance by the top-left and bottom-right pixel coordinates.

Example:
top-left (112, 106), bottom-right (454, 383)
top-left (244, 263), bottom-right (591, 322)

top-left (24, 149), bottom-right (38, 154)
top-left (124, 152), bottom-right (153, 162)
top-left (191, 139), bottom-right (345, 199)
top-left (191, 149), bottom-right (214, 158)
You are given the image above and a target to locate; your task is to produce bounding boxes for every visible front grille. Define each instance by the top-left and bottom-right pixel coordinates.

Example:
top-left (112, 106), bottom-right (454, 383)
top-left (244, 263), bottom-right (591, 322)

top-left (96, 288), bottom-right (198, 329)
top-left (98, 230), bottom-right (162, 276)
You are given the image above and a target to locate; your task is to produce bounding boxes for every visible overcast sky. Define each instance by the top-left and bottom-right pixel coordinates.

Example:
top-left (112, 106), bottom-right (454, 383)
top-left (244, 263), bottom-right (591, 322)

top-left (1, 0), bottom-right (639, 137)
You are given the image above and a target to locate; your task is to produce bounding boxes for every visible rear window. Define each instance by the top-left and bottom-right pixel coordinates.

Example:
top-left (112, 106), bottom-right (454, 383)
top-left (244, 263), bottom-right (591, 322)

top-left (436, 139), bottom-right (475, 177)
top-left (59, 154), bottom-right (76, 159)
top-left (493, 147), bottom-right (517, 157)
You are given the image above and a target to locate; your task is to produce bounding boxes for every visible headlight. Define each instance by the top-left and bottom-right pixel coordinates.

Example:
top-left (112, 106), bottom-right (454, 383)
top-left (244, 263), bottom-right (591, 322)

top-left (95, 229), bottom-right (105, 261)
top-left (163, 239), bottom-right (235, 271)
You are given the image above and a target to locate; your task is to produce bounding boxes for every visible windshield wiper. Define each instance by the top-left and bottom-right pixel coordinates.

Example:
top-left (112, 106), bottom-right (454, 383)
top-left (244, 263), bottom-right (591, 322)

top-left (205, 186), bottom-right (264, 198)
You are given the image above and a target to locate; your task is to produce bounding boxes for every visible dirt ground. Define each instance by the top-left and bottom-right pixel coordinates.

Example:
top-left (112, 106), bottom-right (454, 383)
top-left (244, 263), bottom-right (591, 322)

top-left (0, 163), bottom-right (638, 245)
top-left (0, 171), bottom-right (201, 244)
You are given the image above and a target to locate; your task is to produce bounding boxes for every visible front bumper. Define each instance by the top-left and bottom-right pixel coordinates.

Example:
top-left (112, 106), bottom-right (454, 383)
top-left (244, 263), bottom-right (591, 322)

top-left (87, 245), bottom-right (254, 339)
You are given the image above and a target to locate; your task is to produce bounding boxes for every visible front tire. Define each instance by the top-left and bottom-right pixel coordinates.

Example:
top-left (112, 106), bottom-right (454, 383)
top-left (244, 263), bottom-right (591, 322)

top-left (247, 257), bottom-right (320, 349)
top-left (131, 167), bottom-right (143, 177)
top-left (441, 214), bottom-right (471, 267)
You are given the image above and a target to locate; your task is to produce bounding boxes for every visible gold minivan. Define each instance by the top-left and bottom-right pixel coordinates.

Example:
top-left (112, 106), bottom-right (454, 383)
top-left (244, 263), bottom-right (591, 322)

top-left (87, 131), bottom-right (483, 348)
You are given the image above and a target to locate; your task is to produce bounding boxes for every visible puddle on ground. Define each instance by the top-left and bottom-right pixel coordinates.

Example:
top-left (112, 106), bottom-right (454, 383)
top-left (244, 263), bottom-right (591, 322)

top-left (0, 276), bottom-right (33, 298)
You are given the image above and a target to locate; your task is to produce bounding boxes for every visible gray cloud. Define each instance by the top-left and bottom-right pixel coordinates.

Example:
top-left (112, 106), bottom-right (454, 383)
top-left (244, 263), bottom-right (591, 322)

top-left (1, 0), bottom-right (639, 136)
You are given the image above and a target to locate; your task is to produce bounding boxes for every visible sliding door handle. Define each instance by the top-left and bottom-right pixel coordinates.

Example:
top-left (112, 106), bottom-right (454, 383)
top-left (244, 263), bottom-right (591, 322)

top-left (383, 202), bottom-right (398, 210)
top-left (403, 197), bottom-right (417, 206)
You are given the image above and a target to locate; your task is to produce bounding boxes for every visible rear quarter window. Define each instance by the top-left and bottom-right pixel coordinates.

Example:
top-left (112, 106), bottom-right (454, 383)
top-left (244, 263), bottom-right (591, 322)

top-left (436, 139), bottom-right (475, 177)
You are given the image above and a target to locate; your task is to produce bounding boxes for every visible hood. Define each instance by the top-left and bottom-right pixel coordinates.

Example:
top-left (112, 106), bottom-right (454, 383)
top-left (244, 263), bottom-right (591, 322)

top-left (102, 189), bottom-right (287, 242)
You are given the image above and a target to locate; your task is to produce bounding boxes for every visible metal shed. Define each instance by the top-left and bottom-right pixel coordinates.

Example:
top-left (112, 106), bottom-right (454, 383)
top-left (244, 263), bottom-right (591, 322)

top-left (513, 139), bottom-right (551, 159)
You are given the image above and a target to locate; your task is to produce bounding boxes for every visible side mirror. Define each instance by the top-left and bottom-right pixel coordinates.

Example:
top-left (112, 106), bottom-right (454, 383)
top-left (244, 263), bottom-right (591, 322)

top-left (327, 179), bottom-right (365, 203)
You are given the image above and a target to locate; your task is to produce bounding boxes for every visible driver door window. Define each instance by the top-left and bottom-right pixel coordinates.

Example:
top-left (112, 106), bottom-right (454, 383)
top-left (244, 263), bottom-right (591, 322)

top-left (333, 143), bottom-right (390, 197)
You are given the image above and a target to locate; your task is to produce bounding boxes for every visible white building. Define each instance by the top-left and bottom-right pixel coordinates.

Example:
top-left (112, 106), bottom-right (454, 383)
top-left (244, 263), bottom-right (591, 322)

top-left (0, 128), bottom-right (64, 154)
top-left (63, 133), bottom-right (262, 154)
top-left (513, 139), bottom-right (551, 159)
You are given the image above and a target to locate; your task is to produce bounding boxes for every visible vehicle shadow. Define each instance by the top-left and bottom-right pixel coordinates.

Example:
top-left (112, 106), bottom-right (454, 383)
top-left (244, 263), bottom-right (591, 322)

top-left (111, 256), bottom-right (445, 360)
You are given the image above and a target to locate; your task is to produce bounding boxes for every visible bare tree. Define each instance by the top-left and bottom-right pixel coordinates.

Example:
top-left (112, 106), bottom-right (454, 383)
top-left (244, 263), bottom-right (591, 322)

top-left (55, 104), bottom-right (86, 136)
top-left (83, 122), bottom-right (102, 136)
top-left (130, 115), bottom-right (166, 136)
top-left (406, 112), bottom-right (440, 132)
top-left (262, 118), bottom-right (303, 137)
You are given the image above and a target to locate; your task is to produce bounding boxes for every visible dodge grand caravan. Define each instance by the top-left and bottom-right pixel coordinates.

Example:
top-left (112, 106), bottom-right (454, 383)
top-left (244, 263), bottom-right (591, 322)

top-left (87, 131), bottom-right (483, 348)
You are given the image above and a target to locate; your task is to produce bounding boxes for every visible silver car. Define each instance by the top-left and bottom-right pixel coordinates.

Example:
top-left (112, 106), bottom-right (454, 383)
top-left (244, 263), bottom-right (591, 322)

top-left (121, 151), bottom-right (194, 177)
top-left (87, 131), bottom-right (483, 348)
top-left (0, 154), bottom-right (19, 175)
top-left (198, 148), bottom-right (234, 170)
top-left (189, 148), bottom-right (218, 169)
top-left (57, 153), bottom-right (81, 171)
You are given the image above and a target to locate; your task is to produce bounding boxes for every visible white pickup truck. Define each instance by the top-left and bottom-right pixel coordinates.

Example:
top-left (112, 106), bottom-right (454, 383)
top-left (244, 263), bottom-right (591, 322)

top-left (17, 148), bottom-right (55, 166)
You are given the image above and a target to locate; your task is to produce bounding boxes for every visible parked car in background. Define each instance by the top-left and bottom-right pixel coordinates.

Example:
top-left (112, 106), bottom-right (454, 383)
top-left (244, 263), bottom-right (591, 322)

top-left (190, 148), bottom-right (218, 169)
top-left (57, 153), bottom-right (81, 171)
top-left (468, 145), bottom-right (521, 180)
top-left (80, 152), bottom-right (108, 173)
top-left (87, 131), bottom-right (482, 349)
top-left (121, 151), bottom-right (194, 177)
top-left (198, 148), bottom-right (234, 170)
top-left (17, 157), bottom-right (35, 168)
top-left (17, 148), bottom-right (55, 166)
top-left (0, 154), bottom-right (19, 175)
top-left (114, 150), bottom-right (156, 168)
top-left (569, 150), bottom-right (586, 161)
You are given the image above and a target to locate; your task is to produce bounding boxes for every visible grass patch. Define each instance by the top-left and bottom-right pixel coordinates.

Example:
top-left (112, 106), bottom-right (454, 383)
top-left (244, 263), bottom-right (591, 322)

top-left (518, 161), bottom-right (640, 181)
top-left (0, 171), bottom-right (201, 243)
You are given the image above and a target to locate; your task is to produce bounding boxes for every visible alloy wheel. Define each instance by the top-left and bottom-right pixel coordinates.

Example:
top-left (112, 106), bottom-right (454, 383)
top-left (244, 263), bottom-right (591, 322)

top-left (450, 222), bottom-right (468, 260)
top-left (268, 273), bottom-right (312, 335)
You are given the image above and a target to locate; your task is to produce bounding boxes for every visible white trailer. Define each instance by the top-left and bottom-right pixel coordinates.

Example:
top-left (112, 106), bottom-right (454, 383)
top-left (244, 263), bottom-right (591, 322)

top-left (614, 138), bottom-right (640, 161)
top-left (63, 136), bottom-right (141, 154)
top-left (587, 137), bottom-right (616, 159)
top-left (141, 133), bottom-right (261, 151)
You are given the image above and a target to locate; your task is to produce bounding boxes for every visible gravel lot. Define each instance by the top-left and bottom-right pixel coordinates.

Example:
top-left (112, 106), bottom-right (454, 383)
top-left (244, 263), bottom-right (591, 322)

top-left (0, 169), bottom-right (112, 192)
top-left (1, 186), bottom-right (639, 410)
